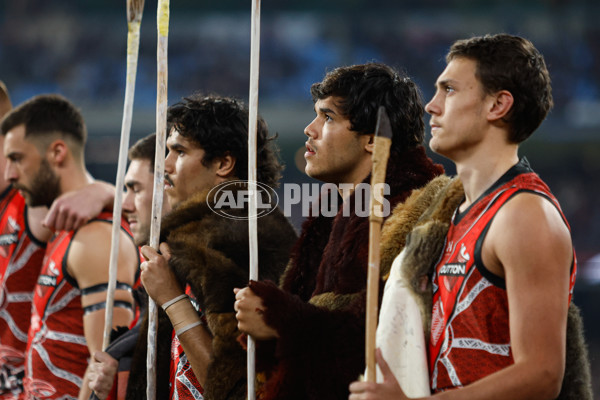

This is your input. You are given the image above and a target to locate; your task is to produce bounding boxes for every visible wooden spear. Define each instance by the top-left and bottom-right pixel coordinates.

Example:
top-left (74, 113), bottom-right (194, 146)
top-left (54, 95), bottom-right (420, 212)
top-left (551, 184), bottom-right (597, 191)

top-left (103, 0), bottom-right (145, 351)
top-left (146, 0), bottom-right (169, 399)
top-left (365, 106), bottom-right (393, 382)
top-left (247, 1), bottom-right (261, 399)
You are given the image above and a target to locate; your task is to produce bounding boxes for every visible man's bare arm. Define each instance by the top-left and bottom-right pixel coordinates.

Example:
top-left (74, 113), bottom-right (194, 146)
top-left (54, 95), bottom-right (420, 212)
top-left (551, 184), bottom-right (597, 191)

top-left (141, 243), bottom-right (213, 386)
top-left (69, 221), bottom-right (138, 400)
top-left (44, 181), bottom-right (116, 232)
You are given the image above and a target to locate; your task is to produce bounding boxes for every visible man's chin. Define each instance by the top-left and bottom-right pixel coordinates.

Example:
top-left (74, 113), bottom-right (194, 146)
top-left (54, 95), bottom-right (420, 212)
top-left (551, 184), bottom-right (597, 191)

top-left (134, 237), bottom-right (149, 248)
top-left (165, 194), bottom-right (181, 210)
top-left (428, 137), bottom-right (445, 156)
top-left (304, 165), bottom-right (320, 180)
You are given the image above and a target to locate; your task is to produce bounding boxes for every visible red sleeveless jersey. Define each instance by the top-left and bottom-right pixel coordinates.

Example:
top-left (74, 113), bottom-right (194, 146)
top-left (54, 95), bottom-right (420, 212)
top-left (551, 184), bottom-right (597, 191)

top-left (0, 187), bottom-right (45, 398)
top-left (168, 286), bottom-right (204, 400)
top-left (429, 159), bottom-right (577, 392)
top-left (23, 211), bottom-right (133, 399)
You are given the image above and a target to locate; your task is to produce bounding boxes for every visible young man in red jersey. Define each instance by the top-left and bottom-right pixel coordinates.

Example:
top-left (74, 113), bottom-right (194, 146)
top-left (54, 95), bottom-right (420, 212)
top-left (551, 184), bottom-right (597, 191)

top-left (85, 133), bottom-right (171, 400)
top-left (0, 84), bottom-right (115, 400)
top-left (1, 94), bottom-right (139, 400)
top-left (349, 34), bottom-right (591, 400)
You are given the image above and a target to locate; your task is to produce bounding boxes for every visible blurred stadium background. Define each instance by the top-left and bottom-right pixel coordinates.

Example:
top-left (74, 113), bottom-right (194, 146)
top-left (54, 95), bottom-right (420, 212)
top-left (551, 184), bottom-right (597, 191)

top-left (1, 0), bottom-right (598, 394)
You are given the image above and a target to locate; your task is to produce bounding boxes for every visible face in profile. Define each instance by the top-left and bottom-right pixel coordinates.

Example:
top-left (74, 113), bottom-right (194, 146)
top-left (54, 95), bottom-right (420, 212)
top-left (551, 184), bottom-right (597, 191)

top-left (164, 129), bottom-right (220, 208)
top-left (303, 96), bottom-right (372, 185)
top-left (426, 57), bottom-right (491, 160)
top-left (123, 158), bottom-right (167, 247)
top-left (4, 124), bottom-right (61, 207)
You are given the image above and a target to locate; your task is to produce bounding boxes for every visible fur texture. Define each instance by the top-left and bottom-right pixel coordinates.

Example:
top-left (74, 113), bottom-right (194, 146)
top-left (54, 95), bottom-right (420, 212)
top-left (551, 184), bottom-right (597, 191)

top-left (381, 176), bottom-right (463, 334)
top-left (126, 188), bottom-right (297, 400)
top-left (558, 304), bottom-right (593, 399)
top-left (251, 146), bottom-right (444, 400)
top-left (379, 175), bottom-right (455, 279)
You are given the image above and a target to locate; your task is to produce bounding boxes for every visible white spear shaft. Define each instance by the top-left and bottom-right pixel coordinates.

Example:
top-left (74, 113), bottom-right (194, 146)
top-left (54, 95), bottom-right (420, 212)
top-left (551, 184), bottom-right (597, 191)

top-left (103, 0), bottom-right (145, 351)
top-left (247, 1), bottom-right (261, 399)
top-left (146, 0), bottom-right (169, 399)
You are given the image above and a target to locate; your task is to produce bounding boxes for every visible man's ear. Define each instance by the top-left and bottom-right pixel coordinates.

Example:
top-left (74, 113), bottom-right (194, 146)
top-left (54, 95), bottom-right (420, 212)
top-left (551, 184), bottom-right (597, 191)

top-left (215, 153), bottom-right (236, 178)
top-left (487, 90), bottom-right (514, 122)
top-left (47, 140), bottom-right (69, 166)
top-left (364, 134), bottom-right (375, 154)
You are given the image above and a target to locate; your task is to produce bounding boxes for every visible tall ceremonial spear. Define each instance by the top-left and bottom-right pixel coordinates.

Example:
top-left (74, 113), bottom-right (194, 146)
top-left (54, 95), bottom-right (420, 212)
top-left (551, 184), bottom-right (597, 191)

top-left (146, 0), bottom-right (169, 399)
top-left (103, 0), bottom-right (145, 351)
top-left (247, 0), bottom-right (262, 399)
top-left (365, 107), bottom-right (393, 382)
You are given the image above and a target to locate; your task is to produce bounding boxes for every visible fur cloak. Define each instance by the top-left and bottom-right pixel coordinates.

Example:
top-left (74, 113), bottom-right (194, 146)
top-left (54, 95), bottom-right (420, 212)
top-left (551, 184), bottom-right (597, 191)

top-left (248, 145), bottom-right (444, 400)
top-left (126, 188), bottom-right (298, 400)
top-left (381, 175), bottom-right (593, 399)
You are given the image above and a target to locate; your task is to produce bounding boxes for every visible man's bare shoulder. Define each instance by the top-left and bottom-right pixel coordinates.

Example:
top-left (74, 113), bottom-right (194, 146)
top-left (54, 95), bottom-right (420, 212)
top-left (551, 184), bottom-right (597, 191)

top-left (495, 191), bottom-right (569, 239)
top-left (485, 191), bottom-right (572, 277)
top-left (26, 205), bottom-right (52, 242)
top-left (68, 220), bottom-right (137, 286)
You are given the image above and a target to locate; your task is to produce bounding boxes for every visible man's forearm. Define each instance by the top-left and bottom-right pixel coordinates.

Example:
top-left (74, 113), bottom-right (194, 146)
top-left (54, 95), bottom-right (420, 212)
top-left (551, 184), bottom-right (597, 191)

top-left (178, 324), bottom-right (213, 386)
top-left (427, 361), bottom-right (562, 400)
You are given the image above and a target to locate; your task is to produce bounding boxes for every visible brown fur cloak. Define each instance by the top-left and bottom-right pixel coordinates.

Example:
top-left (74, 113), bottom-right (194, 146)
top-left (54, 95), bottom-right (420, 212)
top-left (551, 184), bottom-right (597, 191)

top-left (381, 175), bottom-right (593, 399)
top-left (248, 145), bottom-right (444, 400)
top-left (126, 188), bottom-right (297, 400)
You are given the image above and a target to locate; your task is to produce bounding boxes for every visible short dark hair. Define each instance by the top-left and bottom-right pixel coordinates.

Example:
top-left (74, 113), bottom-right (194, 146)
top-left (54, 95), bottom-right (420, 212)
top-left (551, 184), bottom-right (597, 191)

top-left (129, 133), bottom-right (157, 172)
top-left (0, 94), bottom-right (87, 151)
top-left (310, 63), bottom-right (425, 155)
top-left (447, 33), bottom-right (553, 143)
top-left (167, 94), bottom-right (282, 187)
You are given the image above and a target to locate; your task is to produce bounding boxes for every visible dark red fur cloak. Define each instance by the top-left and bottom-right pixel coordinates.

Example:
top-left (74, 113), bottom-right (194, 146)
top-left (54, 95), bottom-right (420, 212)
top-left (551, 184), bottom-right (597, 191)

top-left (249, 145), bottom-right (443, 400)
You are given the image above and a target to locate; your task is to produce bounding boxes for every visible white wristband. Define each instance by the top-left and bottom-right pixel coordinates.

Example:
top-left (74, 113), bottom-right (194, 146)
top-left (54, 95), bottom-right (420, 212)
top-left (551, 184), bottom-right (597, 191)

top-left (161, 294), bottom-right (188, 311)
top-left (175, 320), bottom-right (202, 337)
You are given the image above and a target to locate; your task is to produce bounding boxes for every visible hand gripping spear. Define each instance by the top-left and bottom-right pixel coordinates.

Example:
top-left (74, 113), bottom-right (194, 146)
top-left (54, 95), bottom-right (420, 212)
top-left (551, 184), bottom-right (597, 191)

top-left (365, 106), bottom-right (393, 382)
top-left (103, 0), bottom-right (145, 351)
top-left (246, 1), bottom-right (261, 399)
top-left (146, 1), bottom-right (169, 399)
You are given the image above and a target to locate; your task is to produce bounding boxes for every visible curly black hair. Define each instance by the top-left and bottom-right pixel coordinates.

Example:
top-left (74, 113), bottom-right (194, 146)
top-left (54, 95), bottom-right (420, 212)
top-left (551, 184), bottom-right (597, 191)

top-left (310, 63), bottom-right (425, 156)
top-left (167, 94), bottom-right (282, 187)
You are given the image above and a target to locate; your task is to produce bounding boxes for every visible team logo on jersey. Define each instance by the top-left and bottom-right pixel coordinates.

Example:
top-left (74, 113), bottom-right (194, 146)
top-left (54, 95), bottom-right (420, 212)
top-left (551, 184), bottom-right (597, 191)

top-left (48, 260), bottom-right (59, 277)
top-left (439, 262), bottom-right (466, 292)
top-left (439, 244), bottom-right (470, 292)
top-left (445, 241), bottom-right (453, 254)
top-left (0, 233), bottom-right (18, 247)
top-left (37, 261), bottom-right (59, 287)
top-left (458, 243), bottom-right (470, 263)
top-left (0, 216), bottom-right (20, 257)
top-left (37, 275), bottom-right (57, 287)
top-left (439, 263), bottom-right (466, 276)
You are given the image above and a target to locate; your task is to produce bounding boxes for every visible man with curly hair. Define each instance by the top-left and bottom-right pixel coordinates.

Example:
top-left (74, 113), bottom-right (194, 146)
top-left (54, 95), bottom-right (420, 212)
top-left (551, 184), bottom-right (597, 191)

top-left (235, 63), bottom-right (444, 399)
top-left (126, 94), bottom-right (297, 400)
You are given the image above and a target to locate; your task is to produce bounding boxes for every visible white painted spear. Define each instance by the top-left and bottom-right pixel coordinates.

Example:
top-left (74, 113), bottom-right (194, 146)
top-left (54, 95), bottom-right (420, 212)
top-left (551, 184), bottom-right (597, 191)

top-left (247, 0), bottom-right (261, 399)
top-left (146, 0), bottom-right (169, 399)
top-left (103, 0), bottom-right (145, 351)
top-left (365, 107), bottom-right (393, 382)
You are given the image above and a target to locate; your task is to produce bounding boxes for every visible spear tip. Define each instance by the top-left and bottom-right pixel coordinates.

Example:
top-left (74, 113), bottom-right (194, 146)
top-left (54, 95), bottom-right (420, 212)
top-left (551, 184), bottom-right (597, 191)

top-left (127, 0), bottom-right (145, 23)
top-left (375, 106), bottom-right (393, 140)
